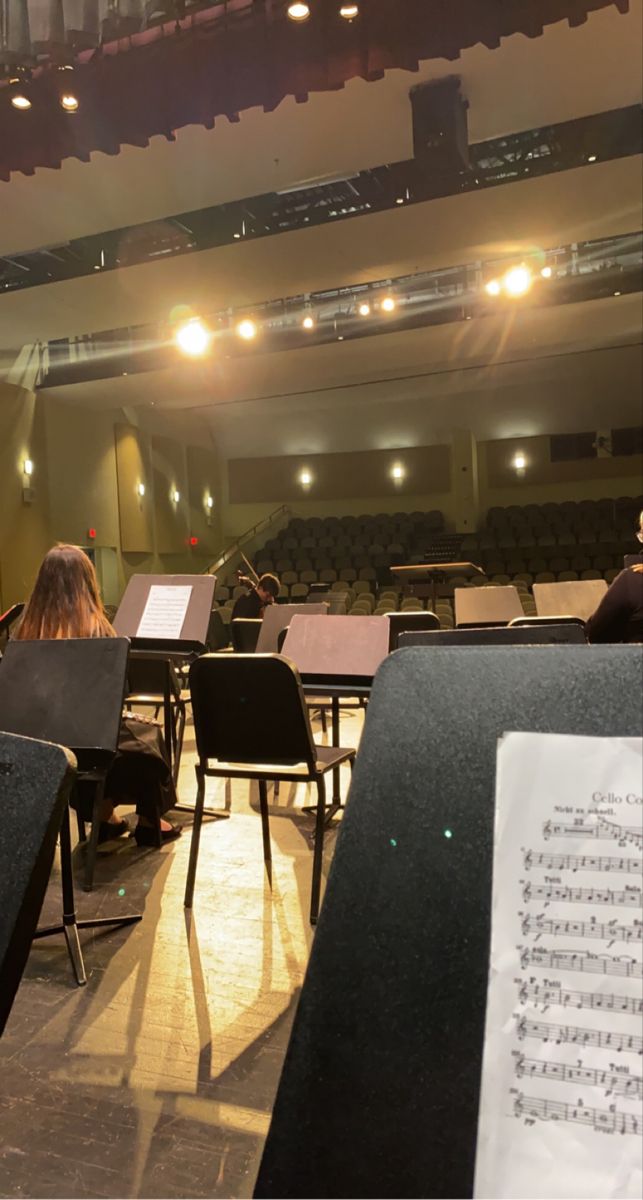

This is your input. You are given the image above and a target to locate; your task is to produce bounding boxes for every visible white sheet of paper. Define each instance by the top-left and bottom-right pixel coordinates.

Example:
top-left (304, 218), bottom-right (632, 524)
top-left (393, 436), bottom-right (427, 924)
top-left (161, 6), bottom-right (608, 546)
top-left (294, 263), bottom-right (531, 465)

top-left (136, 584), bottom-right (192, 639)
top-left (475, 733), bottom-right (643, 1200)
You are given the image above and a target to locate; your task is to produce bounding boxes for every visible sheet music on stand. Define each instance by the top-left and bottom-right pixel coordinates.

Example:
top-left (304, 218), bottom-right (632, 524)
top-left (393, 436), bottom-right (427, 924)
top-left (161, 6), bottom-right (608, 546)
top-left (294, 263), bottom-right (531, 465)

top-left (136, 584), bottom-right (192, 639)
top-left (475, 733), bottom-right (643, 1200)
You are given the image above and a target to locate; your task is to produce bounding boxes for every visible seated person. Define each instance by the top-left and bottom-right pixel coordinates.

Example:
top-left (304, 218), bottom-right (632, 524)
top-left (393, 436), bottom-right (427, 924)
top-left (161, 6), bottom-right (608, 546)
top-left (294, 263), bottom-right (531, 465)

top-left (15, 544), bottom-right (180, 845)
top-left (585, 564), bottom-right (643, 644)
top-left (231, 572), bottom-right (279, 620)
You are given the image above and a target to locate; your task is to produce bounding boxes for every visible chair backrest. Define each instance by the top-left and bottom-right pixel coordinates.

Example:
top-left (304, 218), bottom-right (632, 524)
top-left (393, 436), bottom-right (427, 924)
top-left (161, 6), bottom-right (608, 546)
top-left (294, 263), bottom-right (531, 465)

top-left (0, 731), bottom-right (76, 1035)
top-left (385, 610), bottom-right (440, 651)
top-left (231, 618), bottom-right (263, 653)
top-left (255, 644), bottom-right (642, 1200)
top-left (206, 608), bottom-right (230, 651)
top-left (0, 639), bottom-right (129, 771)
top-left (189, 654), bottom-right (316, 767)
top-left (399, 624), bottom-right (587, 646)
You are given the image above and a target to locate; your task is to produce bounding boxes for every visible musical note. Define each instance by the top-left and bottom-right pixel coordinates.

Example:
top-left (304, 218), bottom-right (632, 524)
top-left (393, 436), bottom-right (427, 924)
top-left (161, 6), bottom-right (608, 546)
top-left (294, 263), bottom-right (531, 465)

top-left (515, 1054), bottom-right (643, 1100)
top-left (542, 820), bottom-right (642, 846)
top-left (518, 981), bottom-right (643, 1017)
top-left (522, 882), bottom-right (642, 907)
top-left (514, 1094), bottom-right (640, 1136)
top-left (520, 947), bottom-right (643, 978)
top-left (516, 1016), bottom-right (642, 1055)
top-left (523, 851), bottom-right (642, 875)
top-left (522, 915), bottom-right (642, 942)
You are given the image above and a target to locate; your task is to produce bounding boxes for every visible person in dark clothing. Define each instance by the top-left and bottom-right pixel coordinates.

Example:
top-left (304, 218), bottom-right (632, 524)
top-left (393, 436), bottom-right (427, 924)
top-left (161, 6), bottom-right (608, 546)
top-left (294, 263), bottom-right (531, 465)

top-left (585, 565), bottom-right (643, 644)
top-left (231, 573), bottom-right (280, 620)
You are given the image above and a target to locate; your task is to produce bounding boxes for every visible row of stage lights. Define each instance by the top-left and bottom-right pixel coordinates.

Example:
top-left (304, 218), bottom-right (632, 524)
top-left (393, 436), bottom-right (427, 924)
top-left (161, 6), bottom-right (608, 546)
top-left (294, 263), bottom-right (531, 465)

top-left (5, 5), bottom-right (359, 111)
top-left (173, 264), bottom-right (551, 357)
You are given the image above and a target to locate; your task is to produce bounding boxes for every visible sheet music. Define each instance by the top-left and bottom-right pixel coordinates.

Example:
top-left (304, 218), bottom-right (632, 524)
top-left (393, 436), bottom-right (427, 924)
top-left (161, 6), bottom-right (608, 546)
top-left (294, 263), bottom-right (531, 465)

top-left (136, 584), bottom-right (192, 639)
top-left (475, 733), bottom-right (643, 1200)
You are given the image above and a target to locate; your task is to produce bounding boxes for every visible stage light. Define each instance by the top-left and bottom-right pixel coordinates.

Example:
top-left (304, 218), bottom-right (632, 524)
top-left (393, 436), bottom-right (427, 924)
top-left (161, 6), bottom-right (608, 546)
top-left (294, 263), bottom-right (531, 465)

top-left (391, 464), bottom-right (405, 481)
top-left (137, 482), bottom-right (146, 497)
top-left (10, 90), bottom-right (31, 110)
top-left (299, 469), bottom-right (313, 486)
top-left (504, 265), bottom-right (532, 297)
top-left (541, 266), bottom-right (552, 279)
top-left (485, 279), bottom-right (501, 297)
top-left (23, 458), bottom-right (34, 476)
top-left (302, 314), bottom-right (315, 330)
top-left (287, 2), bottom-right (310, 20)
top-left (175, 318), bottom-right (210, 357)
top-left (339, 3), bottom-right (359, 17)
top-left (513, 452), bottom-right (527, 471)
top-left (358, 302), bottom-right (371, 316)
top-left (60, 93), bottom-right (79, 112)
top-left (236, 319), bottom-right (257, 340)
top-left (172, 489), bottom-right (181, 503)
top-left (381, 296), bottom-right (396, 312)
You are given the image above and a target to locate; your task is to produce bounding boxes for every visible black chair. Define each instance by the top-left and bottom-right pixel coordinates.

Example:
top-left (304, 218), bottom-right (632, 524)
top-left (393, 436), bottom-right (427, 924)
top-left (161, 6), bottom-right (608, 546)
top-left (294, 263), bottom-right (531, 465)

top-left (184, 654), bottom-right (356, 925)
top-left (124, 651), bottom-right (188, 787)
top-left (398, 623), bottom-right (587, 647)
top-left (0, 639), bottom-right (141, 982)
top-left (385, 610), bottom-right (440, 651)
top-left (0, 731), bottom-right (75, 1034)
top-left (509, 615), bottom-right (586, 636)
top-left (206, 608), bottom-right (231, 651)
top-left (0, 603), bottom-right (24, 641)
top-left (231, 618), bottom-right (263, 653)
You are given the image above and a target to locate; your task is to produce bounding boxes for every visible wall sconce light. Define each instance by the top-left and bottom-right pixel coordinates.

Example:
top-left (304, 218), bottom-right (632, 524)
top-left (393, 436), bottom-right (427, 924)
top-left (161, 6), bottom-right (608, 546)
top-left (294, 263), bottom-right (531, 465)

top-left (23, 458), bottom-right (34, 477)
top-left (206, 495), bottom-right (214, 509)
top-left (137, 482), bottom-right (146, 497)
top-left (172, 489), bottom-right (181, 504)
top-left (512, 452), bottom-right (527, 477)
top-left (299, 469), bottom-right (313, 487)
top-left (391, 463), bottom-right (405, 482)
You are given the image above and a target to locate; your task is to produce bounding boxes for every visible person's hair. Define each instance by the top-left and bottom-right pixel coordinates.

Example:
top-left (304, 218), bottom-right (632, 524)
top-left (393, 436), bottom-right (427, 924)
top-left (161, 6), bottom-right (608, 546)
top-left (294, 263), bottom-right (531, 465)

top-left (258, 573), bottom-right (280, 598)
top-left (15, 544), bottom-right (115, 641)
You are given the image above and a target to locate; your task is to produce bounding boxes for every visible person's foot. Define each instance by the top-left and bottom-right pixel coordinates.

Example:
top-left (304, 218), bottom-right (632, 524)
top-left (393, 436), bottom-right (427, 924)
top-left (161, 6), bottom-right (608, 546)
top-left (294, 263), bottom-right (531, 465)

top-left (98, 818), bottom-right (129, 843)
top-left (134, 819), bottom-right (182, 847)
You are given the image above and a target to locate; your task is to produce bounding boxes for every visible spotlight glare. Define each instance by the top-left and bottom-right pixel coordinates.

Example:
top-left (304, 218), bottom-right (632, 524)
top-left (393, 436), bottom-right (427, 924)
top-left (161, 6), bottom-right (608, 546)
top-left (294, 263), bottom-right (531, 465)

top-left (381, 296), bottom-right (396, 313)
top-left (358, 302), bottom-right (371, 316)
top-left (11, 92), bottom-right (31, 110)
top-left (299, 469), bottom-right (312, 486)
top-left (175, 319), bottom-right (211, 357)
top-left (485, 279), bottom-right (501, 297)
top-left (60, 93), bottom-right (79, 112)
top-left (503, 265), bottom-right (533, 297)
top-left (339, 3), bottom-right (359, 17)
top-left (541, 266), bottom-right (552, 279)
top-left (236, 318), bottom-right (257, 341)
top-left (302, 315), bottom-right (315, 330)
top-left (287, 2), bottom-right (310, 20)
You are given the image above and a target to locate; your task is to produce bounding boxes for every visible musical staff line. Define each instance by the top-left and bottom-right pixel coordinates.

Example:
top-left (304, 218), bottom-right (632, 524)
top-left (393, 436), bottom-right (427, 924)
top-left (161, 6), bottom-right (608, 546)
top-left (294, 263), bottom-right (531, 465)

top-left (522, 882), bottom-right (642, 907)
top-left (518, 981), bottom-right (643, 1017)
top-left (522, 916), bottom-right (642, 943)
top-left (516, 1016), bottom-right (642, 1055)
top-left (524, 851), bottom-right (642, 875)
top-left (520, 947), bottom-right (643, 978)
top-left (515, 1054), bottom-right (643, 1100)
top-left (514, 1094), bottom-right (640, 1136)
top-left (543, 820), bottom-right (642, 847)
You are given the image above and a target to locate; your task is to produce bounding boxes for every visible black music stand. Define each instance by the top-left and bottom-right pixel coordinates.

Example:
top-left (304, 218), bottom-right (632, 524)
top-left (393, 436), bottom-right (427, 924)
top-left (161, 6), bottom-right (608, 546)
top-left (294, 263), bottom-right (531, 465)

top-left (398, 624), bottom-right (587, 647)
top-left (113, 573), bottom-right (216, 656)
top-left (0, 639), bottom-right (141, 985)
top-left (254, 645), bottom-right (642, 1199)
top-left (0, 731), bottom-right (76, 1035)
top-left (0, 603), bottom-right (24, 640)
top-left (392, 562), bottom-right (484, 611)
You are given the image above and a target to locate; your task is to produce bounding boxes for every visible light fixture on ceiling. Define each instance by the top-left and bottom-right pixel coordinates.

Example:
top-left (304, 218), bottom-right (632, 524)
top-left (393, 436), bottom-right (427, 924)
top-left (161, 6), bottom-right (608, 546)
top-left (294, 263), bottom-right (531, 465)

top-left (236, 318), bottom-right (257, 340)
top-left (395, 197), bottom-right (404, 205)
top-left (541, 266), bottom-right (552, 279)
top-left (503, 265), bottom-right (533, 297)
top-left (175, 318), bottom-right (211, 357)
top-left (587, 154), bottom-right (597, 162)
top-left (391, 463), bottom-right (405, 481)
top-left (287, 2), bottom-right (310, 20)
top-left (299, 468), bottom-right (313, 487)
top-left (358, 301), bottom-right (371, 316)
top-left (381, 296), bottom-right (396, 313)
top-left (339, 3), bottom-right (359, 18)
top-left (302, 314), bottom-right (315, 330)
top-left (60, 92), bottom-right (79, 112)
top-left (8, 75), bottom-right (32, 110)
top-left (485, 279), bottom-right (501, 297)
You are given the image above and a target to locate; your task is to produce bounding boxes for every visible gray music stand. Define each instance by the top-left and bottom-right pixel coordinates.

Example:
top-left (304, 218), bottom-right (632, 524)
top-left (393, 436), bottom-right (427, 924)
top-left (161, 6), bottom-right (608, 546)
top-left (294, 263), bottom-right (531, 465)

top-left (113, 573), bottom-right (216, 654)
top-left (0, 732), bottom-right (76, 1035)
top-left (254, 644), bottom-right (642, 1200)
top-left (455, 585), bottom-right (523, 627)
top-left (533, 578), bottom-right (608, 622)
top-left (257, 603), bottom-right (328, 653)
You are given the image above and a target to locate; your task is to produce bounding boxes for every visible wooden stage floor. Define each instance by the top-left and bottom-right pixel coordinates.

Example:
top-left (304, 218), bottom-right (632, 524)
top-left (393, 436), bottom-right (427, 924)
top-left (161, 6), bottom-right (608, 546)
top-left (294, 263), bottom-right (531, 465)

top-left (0, 707), bottom-right (362, 1199)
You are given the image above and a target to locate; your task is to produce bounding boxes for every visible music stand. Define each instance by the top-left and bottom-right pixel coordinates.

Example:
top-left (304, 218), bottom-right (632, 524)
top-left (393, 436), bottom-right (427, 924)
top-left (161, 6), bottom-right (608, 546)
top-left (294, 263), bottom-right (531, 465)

top-left (0, 639), bottom-right (141, 985)
top-left (455, 585), bottom-right (523, 628)
top-left (0, 731), bottom-right (76, 1035)
top-left (254, 644), bottom-right (642, 1199)
top-left (398, 624), bottom-right (587, 647)
top-left (257, 603), bottom-right (328, 654)
top-left (533, 578), bottom-right (608, 622)
top-left (392, 562), bottom-right (484, 612)
top-left (0, 603), bottom-right (24, 640)
top-left (113, 573), bottom-right (216, 656)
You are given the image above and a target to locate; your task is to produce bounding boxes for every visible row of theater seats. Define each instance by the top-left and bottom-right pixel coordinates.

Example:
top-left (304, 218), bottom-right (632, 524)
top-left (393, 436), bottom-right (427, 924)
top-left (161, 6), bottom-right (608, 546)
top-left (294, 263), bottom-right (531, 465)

top-left (484, 497), bottom-right (642, 530)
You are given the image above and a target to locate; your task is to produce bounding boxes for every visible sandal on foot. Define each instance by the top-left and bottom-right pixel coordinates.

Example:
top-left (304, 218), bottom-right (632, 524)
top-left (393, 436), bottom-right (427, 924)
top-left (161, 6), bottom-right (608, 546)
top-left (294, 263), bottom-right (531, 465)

top-left (98, 819), bottom-right (129, 844)
top-left (134, 821), bottom-right (182, 847)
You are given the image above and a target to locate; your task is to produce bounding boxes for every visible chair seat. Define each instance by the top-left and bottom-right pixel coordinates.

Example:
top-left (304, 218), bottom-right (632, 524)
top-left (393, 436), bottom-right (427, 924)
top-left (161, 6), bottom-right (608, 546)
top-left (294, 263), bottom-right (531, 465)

top-left (203, 744), bottom-right (354, 779)
top-left (126, 690), bottom-right (189, 705)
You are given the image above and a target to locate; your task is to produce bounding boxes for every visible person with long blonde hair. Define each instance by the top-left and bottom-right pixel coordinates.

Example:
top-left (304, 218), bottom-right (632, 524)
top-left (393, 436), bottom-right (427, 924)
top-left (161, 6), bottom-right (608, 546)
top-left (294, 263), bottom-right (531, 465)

top-left (15, 545), bottom-right (180, 845)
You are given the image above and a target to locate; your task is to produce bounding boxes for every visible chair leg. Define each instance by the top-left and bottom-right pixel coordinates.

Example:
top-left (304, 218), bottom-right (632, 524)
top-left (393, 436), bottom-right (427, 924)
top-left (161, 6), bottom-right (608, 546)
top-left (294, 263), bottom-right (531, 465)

top-left (172, 702), bottom-right (187, 787)
top-left (83, 779), bottom-right (105, 893)
top-left (75, 803), bottom-right (86, 844)
top-left (184, 767), bottom-right (206, 908)
top-left (258, 780), bottom-right (272, 870)
top-left (320, 707), bottom-right (327, 734)
top-left (310, 775), bottom-right (326, 926)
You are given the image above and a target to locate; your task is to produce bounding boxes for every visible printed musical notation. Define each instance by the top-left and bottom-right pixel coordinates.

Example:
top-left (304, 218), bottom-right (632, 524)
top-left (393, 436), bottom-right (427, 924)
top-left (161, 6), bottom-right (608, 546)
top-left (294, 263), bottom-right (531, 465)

top-left (475, 733), bottom-right (643, 1199)
top-left (518, 981), bottom-right (643, 1017)
top-left (520, 947), bottom-right (643, 978)
top-left (523, 883), bottom-right (642, 907)
top-left (514, 1094), bottom-right (640, 1137)
top-left (515, 1055), bottom-right (643, 1100)
top-left (521, 915), bottom-right (642, 943)
top-left (524, 850), bottom-right (642, 875)
top-left (516, 1016), bottom-right (642, 1056)
top-left (543, 819), bottom-right (643, 848)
